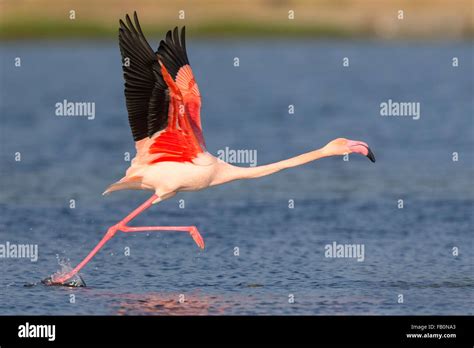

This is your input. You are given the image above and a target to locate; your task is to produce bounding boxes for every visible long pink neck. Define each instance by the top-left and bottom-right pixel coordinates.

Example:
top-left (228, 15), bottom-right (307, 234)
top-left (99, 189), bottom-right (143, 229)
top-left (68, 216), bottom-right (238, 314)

top-left (213, 148), bottom-right (328, 185)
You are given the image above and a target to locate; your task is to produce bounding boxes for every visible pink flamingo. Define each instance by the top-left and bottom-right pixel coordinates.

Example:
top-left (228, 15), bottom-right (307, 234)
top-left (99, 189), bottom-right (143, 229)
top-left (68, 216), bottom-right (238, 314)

top-left (49, 12), bottom-right (375, 285)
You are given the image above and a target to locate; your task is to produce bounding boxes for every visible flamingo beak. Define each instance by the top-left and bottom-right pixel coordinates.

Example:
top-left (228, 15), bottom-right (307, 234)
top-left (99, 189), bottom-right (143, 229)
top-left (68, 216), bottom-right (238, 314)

top-left (366, 147), bottom-right (376, 163)
top-left (347, 140), bottom-right (376, 163)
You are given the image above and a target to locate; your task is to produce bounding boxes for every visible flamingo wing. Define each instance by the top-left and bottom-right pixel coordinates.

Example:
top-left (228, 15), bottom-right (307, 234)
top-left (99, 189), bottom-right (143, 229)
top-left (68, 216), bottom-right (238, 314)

top-left (119, 12), bottom-right (205, 166)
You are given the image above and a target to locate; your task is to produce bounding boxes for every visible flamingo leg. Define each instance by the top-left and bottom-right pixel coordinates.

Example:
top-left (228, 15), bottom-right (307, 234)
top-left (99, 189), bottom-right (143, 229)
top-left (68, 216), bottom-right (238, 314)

top-left (117, 224), bottom-right (205, 249)
top-left (51, 194), bottom-right (203, 285)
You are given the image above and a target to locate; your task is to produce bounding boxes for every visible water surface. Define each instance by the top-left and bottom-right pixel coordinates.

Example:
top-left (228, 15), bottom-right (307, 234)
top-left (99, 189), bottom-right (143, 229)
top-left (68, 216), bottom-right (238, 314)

top-left (0, 40), bottom-right (472, 315)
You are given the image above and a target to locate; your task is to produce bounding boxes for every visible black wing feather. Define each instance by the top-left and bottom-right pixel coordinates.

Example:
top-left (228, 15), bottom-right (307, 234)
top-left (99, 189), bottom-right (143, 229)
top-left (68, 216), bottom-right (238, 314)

top-left (119, 12), bottom-right (190, 141)
top-left (157, 27), bottom-right (189, 81)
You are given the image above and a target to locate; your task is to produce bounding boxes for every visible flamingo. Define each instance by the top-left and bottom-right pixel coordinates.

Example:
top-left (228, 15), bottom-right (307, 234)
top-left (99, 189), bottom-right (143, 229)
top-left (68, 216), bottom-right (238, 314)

top-left (48, 12), bottom-right (375, 286)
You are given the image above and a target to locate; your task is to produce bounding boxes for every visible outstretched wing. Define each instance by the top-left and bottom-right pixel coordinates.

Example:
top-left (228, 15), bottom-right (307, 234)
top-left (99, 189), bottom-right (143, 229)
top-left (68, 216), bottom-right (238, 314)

top-left (118, 12), bottom-right (205, 166)
top-left (119, 12), bottom-right (168, 141)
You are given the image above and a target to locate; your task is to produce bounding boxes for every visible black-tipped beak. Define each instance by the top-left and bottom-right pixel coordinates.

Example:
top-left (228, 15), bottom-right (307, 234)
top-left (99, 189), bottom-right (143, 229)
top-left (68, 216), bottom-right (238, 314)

top-left (366, 148), bottom-right (376, 163)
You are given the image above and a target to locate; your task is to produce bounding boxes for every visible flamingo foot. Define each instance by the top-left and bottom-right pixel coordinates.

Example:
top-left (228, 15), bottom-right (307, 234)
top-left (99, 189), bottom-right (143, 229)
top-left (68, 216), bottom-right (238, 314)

top-left (42, 273), bottom-right (86, 287)
top-left (189, 226), bottom-right (205, 249)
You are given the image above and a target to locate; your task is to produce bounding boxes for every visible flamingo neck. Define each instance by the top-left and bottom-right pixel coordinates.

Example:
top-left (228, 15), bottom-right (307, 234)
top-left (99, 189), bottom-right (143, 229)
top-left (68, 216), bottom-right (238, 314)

top-left (212, 148), bottom-right (328, 185)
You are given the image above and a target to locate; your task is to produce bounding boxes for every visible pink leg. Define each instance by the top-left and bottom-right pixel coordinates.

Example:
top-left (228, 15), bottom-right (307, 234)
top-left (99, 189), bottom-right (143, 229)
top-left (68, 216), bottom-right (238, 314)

top-left (118, 225), bottom-right (205, 249)
top-left (51, 194), bottom-right (204, 285)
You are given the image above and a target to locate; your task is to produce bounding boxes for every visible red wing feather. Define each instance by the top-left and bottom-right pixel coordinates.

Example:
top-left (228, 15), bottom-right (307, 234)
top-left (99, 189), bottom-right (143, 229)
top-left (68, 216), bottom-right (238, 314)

top-left (147, 63), bottom-right (204, 165)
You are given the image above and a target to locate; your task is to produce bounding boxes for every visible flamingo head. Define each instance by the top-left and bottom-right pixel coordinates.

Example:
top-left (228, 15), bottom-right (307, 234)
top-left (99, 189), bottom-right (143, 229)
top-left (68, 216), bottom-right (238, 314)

top-left (323, 138), bottom-right (376, 162)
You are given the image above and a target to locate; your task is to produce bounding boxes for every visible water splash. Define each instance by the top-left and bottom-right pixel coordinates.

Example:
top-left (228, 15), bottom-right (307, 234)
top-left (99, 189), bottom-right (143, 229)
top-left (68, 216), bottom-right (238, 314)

top-left (41, 255), bottom-right (86, 287)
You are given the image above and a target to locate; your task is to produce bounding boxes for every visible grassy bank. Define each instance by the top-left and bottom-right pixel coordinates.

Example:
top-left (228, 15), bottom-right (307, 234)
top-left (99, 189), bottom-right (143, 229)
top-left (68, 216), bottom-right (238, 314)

top-left (0, 19), bottom-right (361, 40)
top-left (0, 0), bottom-right (472, 40)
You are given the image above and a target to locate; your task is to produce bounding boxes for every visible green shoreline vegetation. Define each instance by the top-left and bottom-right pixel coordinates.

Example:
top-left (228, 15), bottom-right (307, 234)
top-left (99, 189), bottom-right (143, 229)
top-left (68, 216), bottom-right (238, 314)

top-left (1, 0), bottom-right (472, 40)
top-left (2, 20), bottom-right (472, 40)
top-left (0, 20), bottom-right (366, 40)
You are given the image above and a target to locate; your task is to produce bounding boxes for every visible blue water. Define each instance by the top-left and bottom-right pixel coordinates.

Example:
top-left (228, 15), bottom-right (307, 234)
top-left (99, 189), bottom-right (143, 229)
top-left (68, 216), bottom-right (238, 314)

top-left (0, 40), bottom-right (472, 315)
